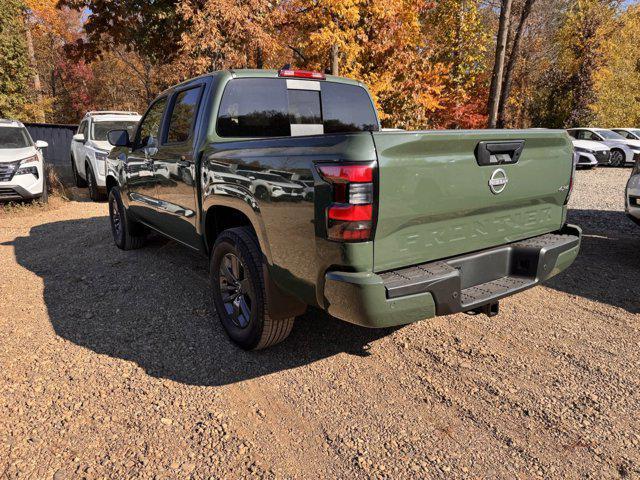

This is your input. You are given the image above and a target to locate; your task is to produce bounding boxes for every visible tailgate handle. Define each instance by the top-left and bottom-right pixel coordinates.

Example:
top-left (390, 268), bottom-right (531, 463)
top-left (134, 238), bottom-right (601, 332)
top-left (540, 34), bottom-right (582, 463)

top-left (475, 140), bottom-right (525, 166)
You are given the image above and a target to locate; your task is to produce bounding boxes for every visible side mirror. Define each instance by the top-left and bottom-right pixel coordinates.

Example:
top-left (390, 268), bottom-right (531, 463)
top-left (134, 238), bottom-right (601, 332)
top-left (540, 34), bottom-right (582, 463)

top-left (72, 133), bottom-right (85, 142)
top-left (249, 176), bottom-right (256, 180)
top-left (35, 140), bottom-right (48, 149)
top-left (107, 129), bottom-right (130, 147)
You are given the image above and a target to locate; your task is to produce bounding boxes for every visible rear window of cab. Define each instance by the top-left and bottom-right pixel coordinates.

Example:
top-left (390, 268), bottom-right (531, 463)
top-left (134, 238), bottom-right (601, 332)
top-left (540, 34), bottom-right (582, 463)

top-left (216, 78), bottom-right (379, 138)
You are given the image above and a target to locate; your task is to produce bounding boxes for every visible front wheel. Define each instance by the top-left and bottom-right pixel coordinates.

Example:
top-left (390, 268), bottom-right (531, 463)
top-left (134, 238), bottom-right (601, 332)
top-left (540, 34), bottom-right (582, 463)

top-left (108, 188), bottom-right (147, 250)
top-left (87, 164), bottom-right (106, 201)
top-left (611, 149), bottom-right (626, 167)
top-left (210, 227), bottom-right (294, 350)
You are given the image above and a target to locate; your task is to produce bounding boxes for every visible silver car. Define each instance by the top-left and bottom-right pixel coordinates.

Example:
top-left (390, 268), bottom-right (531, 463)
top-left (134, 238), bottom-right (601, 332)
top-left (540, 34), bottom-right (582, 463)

top-left (567, 128), bottom-right (640, 167)
top-left (611, 128), bottom-right (640, 140)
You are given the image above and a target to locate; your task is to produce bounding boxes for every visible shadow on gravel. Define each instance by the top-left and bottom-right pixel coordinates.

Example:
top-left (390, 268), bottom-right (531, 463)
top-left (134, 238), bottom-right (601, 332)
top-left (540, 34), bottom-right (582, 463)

top-left (5, 217), bottom-right (393, 386)
top-left (546, 208), bottom-right (640, 313)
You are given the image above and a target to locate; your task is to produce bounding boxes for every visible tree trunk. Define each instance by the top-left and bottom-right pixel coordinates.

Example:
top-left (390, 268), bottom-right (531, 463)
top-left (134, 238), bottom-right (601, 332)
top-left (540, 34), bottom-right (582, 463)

top-left (331, 44), bottom-right (339, 76)
top-left (497, 0), bottom-right (536, 128)
top-left (23, 14), bottom-right (45, 122)
top-left (255, 47), bottom-right (263, 69)
top-left (487, 0), bottom-right (513, 128)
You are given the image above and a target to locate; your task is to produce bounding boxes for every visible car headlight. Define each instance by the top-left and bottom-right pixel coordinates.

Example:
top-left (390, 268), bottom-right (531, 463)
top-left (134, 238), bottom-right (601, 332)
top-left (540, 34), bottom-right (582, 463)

top-left (632, 149), bottom-right (640, 155)
top-left (94, 150), bottom-right (109, 162)
top-left (272, 186), bottom-right (283, 191)
top-left (15, 154), bottom-right (39, 179)
top-left (574, 147), bottom-right (595, 154)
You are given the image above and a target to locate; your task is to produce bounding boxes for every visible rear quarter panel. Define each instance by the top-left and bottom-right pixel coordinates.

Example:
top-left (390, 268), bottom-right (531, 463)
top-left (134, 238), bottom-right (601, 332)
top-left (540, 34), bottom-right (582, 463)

top-left (201, 133), bottom-right (376, 307)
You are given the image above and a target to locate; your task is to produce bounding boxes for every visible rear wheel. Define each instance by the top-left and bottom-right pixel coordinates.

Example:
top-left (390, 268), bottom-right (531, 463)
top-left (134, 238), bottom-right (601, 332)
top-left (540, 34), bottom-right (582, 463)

top-left (210, 227), bottom-right (294, 350)
top-left (71, 156), bottom-right (87, 187)
top-left (611, 149), bottom-right (625, 167)
top-left (108, 188), bottom-right (147, 250)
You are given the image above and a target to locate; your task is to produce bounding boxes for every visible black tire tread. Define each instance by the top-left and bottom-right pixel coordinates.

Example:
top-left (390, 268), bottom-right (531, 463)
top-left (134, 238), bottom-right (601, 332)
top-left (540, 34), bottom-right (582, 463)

top-left (214, 227), bottom-right (294, 350)
top-left (87, 162), bottom-right (107, 202)
top-left (109, 188), bottom-right (147, 250)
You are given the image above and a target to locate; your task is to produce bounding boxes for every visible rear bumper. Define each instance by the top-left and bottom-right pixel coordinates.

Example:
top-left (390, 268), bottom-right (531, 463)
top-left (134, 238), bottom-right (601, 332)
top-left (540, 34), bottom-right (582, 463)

top-left (323, 224), bottom-right (581, 328)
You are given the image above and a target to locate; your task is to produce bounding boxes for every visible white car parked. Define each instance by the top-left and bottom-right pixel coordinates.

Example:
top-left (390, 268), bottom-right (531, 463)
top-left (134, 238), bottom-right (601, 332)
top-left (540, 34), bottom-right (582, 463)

top-left (625, 160), bottom-right (640, 226)
top-left (567, 128), bottom-right (640, 167)
top-left (0, 119), bottom-right (48, 202)
top-left (571, 139), bottom-right (610, 168)
top-left (71, 111), bottom-right (140, 201)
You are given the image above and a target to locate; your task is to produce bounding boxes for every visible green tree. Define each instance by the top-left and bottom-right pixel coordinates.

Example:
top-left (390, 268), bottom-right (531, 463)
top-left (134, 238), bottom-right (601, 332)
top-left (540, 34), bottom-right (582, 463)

top-left (0, 0), bottom-right (36, 120)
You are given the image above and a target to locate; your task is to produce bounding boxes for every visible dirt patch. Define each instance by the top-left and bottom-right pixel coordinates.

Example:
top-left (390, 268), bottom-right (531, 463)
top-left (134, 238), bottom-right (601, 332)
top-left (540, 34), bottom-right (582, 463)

top-left (1, 168), bottom-right (639, 478)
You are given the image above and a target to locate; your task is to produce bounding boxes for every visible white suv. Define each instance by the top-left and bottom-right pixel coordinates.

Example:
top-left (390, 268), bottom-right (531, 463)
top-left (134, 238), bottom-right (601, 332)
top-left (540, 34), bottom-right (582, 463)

top-left (0, 119), bottom-right (48, 202)
top-left (71, 111), bottom-right (140, 201)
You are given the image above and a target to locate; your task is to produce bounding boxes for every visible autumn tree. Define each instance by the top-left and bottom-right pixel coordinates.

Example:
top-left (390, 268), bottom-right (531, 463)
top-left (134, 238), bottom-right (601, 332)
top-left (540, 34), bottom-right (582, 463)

top-left (591, 5), bottom-right (640, 127)
top-left (281, 0), bottom-right (449, 129)
top-left (426, 0), bottom-right (490, 128)
top-left (56, 0), bottom-right (186, 65)
top-left (169, 0), bottom-right (286, 81)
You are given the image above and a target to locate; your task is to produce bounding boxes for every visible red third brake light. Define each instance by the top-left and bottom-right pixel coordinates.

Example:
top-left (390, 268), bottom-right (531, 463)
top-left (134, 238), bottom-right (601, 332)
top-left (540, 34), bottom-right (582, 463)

top-left (317, 162), bottom-right (376, 242)
top-left (278, 69), bottom-right (326, 80)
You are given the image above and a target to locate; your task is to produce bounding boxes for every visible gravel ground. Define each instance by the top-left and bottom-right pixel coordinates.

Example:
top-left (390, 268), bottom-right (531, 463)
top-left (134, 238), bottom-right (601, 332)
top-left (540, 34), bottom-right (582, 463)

top-left (1, 168), bottom-right (639, 479)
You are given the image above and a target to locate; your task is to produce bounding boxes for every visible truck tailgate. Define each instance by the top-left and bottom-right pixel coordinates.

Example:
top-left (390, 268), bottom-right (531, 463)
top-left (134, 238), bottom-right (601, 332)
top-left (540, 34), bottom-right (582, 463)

top-left (372, 130), bottom-right (573, 272)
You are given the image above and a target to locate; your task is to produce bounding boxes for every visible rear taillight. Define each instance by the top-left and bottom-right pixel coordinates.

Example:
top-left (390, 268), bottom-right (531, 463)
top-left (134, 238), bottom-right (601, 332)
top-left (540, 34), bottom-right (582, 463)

top-left (317, 162), bottom-right (376, 242)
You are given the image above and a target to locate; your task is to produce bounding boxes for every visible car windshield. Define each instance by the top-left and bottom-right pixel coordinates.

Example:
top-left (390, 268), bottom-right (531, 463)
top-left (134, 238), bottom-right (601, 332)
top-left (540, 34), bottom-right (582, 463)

top-left (0, 127), bottom-right (31, 149)
top-left (91, 120), bottom-right (138, 141)
top-left (597, 130), bottom-right (625, 140)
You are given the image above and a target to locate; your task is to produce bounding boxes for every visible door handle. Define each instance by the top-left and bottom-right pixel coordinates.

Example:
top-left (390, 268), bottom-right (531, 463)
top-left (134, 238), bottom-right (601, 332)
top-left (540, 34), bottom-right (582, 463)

top-left (475, 140), bottom-right (525, 166)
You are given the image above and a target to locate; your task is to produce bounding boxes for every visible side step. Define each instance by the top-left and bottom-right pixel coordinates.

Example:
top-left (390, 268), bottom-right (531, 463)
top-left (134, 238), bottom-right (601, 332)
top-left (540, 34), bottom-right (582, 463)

top-left (460, 275), bottom-right (532, 310)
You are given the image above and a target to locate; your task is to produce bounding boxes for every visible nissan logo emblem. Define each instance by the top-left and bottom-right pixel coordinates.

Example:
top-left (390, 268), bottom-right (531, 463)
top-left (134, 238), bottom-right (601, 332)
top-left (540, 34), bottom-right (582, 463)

top-left (489, 168), bottom-right (508, 194)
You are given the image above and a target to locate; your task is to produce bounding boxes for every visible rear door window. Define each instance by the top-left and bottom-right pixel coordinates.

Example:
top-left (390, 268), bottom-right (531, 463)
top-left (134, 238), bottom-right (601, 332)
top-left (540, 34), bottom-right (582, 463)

top-left (216, 78), bottom-right (379, 138)
top-left (165, 87), bottom-right (203, 144)
top-left (217, 79), bottom-right (290, 137)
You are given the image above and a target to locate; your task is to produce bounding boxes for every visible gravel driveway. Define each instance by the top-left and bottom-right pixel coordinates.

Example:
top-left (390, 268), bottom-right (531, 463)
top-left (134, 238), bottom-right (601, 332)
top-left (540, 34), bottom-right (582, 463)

top-left (1, 168), bottom-right (639, 479)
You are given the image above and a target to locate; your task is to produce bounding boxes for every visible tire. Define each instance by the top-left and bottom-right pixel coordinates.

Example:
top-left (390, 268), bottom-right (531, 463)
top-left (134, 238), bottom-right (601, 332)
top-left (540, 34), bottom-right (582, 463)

top-left (71, 155), bottom-right (87, 187)
top-left (38, 173), bottom-right (48, 204)
top-left (86, 163), bottom-right (106, 201)
top-left (611, 149), bottom-right (625, 167)
top-left (108, 188), bottom-right (147, 250)
top-left (210, 227), bottom-right (294, 350)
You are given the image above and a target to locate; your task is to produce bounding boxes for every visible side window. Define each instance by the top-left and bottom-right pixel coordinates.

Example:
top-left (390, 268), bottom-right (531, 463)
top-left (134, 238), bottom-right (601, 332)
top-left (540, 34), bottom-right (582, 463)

top-left (620, 131), bottom-right (631, 139)
top-left (217, 79), bottom-right (289, 137)
top-left (78, 121), bottom-right (88, 138)
top-left (135, 97), bottom-right (168, 149)
top-left (165, 87), bottom-right (203, 144)
top-left (577, 130), bottom-right (590, 140)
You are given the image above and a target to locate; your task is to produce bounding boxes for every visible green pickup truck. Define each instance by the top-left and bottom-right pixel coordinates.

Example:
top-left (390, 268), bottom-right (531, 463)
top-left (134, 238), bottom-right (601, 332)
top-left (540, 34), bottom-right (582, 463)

top-left (105, 69), bottom-right (581, 350)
